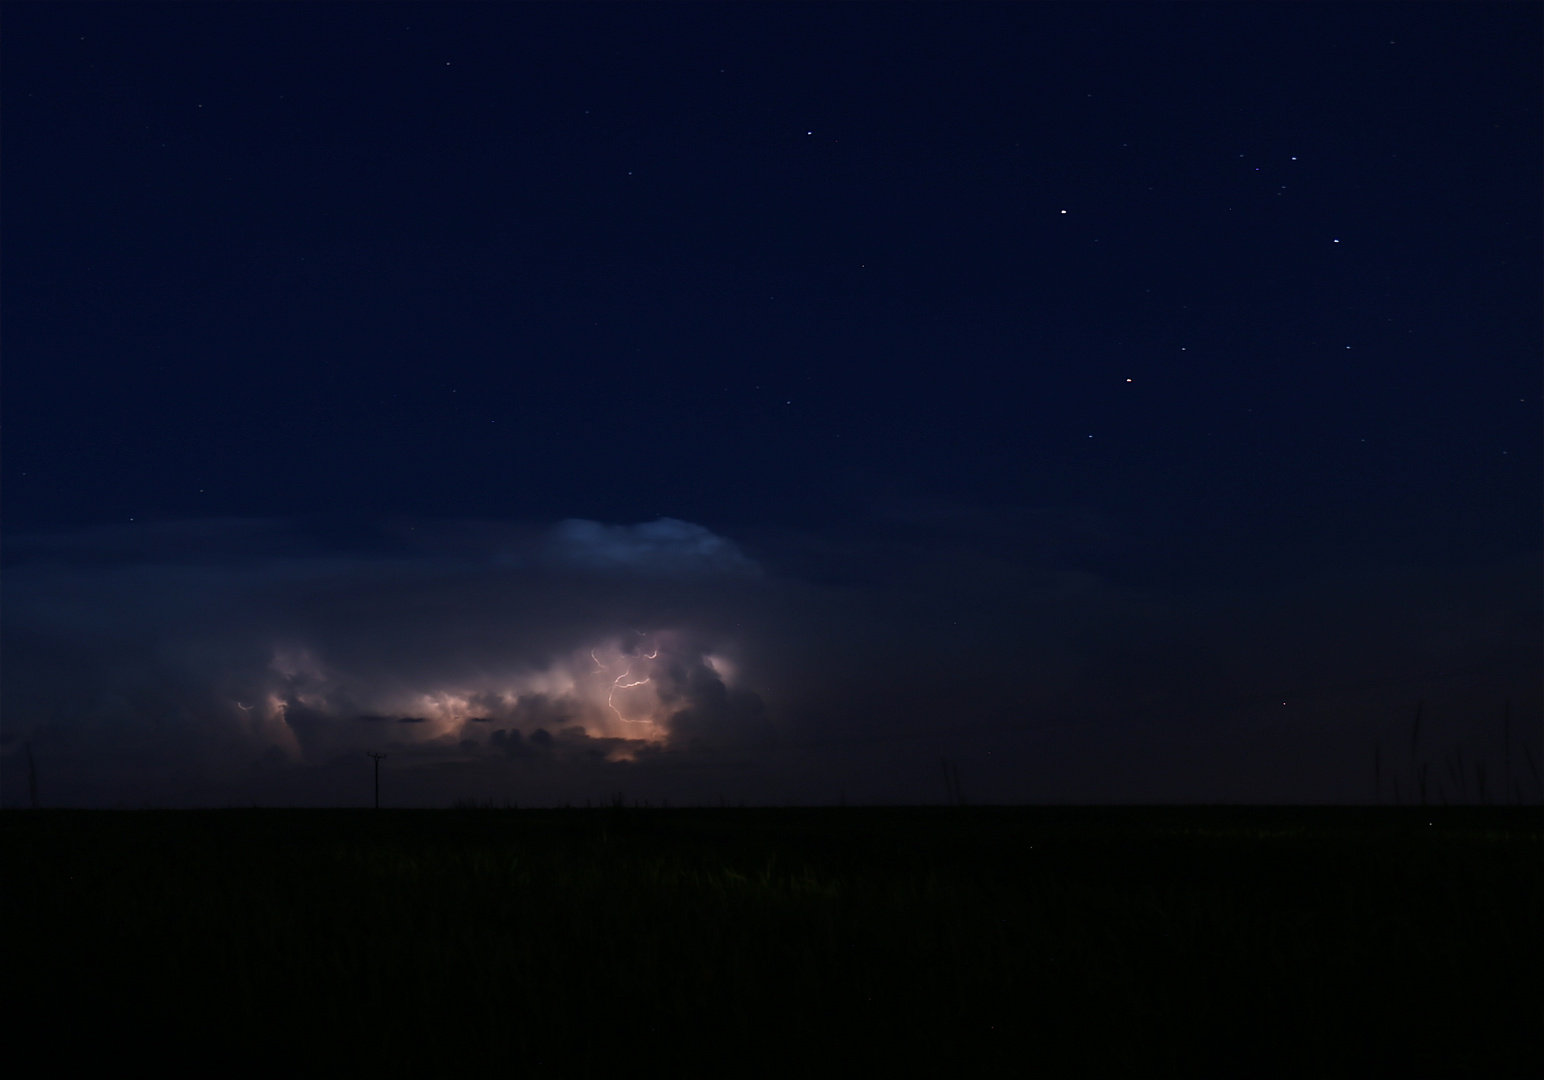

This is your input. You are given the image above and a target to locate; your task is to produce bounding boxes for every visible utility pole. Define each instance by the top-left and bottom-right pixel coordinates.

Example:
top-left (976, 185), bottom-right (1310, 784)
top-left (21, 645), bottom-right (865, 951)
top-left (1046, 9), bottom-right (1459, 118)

top-left (367, 752), bottom-right (386, 810)
top-left (941, 757), bottom-right (964, 807)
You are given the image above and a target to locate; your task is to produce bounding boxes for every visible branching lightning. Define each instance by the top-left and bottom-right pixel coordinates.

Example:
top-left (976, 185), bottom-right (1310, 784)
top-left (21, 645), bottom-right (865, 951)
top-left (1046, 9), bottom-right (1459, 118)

top-left (593, 637), bottom-right (660, 723)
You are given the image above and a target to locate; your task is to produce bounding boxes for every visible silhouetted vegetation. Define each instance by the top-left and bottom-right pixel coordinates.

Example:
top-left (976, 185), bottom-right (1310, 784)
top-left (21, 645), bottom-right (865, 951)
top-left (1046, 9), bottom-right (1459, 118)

top-left (3, 806), bottom-right (1538, 1075)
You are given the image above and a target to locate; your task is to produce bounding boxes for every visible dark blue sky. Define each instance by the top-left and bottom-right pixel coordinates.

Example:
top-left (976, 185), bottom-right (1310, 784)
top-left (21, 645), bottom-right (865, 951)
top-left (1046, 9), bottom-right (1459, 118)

top-left (3, 3), bottom-right (1539, 806)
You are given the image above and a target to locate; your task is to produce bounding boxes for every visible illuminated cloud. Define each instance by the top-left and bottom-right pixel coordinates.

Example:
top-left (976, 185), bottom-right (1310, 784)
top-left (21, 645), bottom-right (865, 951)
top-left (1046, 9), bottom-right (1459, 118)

top-left (0, 513), bottom-right (1537, 807)
top-left (251, 630), bottom-right (739, 761)
top-left (0, 517), bottom-right (774, 803)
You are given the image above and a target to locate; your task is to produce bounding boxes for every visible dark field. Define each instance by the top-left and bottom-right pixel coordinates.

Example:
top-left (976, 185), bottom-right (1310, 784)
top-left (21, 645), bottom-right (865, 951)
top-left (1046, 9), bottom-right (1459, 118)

top-left (4, 806), bottom-right (1539, 1076)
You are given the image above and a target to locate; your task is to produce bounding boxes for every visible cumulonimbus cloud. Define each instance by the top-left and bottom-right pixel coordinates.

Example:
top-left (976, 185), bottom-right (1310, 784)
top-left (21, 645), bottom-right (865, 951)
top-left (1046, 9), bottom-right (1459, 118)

top-left (0, 516), bottom-right (774, 804)
top-left (2, 513), bottom-right (1538, 807)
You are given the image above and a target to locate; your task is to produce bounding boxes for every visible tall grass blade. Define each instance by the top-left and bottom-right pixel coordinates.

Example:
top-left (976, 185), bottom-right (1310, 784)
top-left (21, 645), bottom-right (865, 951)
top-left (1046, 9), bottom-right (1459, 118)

top-left (1503, 701), bottom-right (1511, 804)
top-left (1521, 742), bottom-right (1541, 803)
top-left (25, 742), bottom-right (39, 809)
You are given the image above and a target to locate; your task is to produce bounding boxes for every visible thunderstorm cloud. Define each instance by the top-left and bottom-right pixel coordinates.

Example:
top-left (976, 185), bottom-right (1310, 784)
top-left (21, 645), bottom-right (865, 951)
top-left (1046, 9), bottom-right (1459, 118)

top-left (1, 514), bottom-right (1538, 806)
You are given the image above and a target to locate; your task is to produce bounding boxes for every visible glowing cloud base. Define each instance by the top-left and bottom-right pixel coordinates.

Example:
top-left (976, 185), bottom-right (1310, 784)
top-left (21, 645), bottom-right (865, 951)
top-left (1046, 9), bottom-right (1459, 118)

top-left (243, 631), bottom-right (733, 763)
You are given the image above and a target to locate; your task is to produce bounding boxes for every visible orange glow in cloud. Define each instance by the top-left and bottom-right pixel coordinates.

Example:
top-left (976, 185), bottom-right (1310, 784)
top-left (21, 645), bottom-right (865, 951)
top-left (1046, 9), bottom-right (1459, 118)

top-left (241, 631), bottom-right (721, 760)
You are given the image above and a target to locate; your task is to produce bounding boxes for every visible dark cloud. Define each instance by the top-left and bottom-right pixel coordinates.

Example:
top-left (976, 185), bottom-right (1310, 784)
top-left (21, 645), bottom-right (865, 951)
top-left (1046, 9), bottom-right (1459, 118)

top-left (2, 515), bottom-right (1538, 807)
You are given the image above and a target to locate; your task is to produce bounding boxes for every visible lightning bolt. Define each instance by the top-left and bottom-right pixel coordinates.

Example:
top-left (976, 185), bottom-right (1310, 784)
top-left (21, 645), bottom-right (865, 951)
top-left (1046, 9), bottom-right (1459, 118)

top-left (594, 637), bottom-right (658, 723)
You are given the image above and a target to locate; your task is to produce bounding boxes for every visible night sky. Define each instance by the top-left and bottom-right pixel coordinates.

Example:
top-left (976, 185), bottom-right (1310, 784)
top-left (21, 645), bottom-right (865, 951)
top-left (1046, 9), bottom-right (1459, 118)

top-left (3, 3), bottom-right (1539, 807)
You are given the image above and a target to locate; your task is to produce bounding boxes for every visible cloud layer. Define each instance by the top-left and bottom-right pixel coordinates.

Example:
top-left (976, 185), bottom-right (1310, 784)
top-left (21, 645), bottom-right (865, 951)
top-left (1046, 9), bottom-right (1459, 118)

top-left (2, 515), bottom-right (1538, 806)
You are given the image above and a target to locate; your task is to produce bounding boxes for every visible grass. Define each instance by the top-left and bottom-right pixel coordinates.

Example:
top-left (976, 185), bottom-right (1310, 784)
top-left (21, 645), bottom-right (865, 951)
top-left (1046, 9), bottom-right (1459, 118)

top-left (3, 805), bottom-right (1539, 1076)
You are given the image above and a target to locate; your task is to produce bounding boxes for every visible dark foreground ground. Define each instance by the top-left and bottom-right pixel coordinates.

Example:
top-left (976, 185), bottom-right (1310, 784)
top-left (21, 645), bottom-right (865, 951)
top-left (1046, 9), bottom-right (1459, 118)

top-left (3, 806), bottom-right (1539, 1076)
